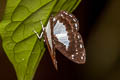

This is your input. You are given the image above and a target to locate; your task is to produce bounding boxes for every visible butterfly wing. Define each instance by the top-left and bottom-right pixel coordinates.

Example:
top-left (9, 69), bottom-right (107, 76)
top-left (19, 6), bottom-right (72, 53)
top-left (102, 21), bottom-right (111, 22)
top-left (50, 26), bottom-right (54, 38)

top-left (44, 19), bottom-right (57, 70)
top-left (52, 11), bottom-right (86, 64)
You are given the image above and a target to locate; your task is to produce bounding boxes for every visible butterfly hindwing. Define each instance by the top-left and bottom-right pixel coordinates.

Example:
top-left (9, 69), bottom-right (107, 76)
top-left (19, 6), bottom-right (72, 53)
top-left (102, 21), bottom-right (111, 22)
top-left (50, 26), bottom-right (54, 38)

top-left (51, 11), bottom-right (86, 64)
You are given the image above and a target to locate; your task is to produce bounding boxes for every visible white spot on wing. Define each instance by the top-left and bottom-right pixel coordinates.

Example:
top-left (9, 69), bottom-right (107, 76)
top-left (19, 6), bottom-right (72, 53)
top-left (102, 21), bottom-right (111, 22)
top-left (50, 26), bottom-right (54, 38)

top-left (78, 35), bottom-right (80, 39)
top-left (71, 55), bottom-right (74, 59)
top-left (73, 18), bottom-right (77, 22)
top-left (53, 20), bottom-right (70, 50)
top-left (76, 49), bottom-right (78, 51)
top-left (75, 23), bottom-right (78, 28)
top-left (82, 53), bottom-right (85, 56)
top-left (65, 12), bottom-right (68, 15)
top-left (63, 11), bottom-right (68, 15)
top-left (80, 44), bottom-right (83, 48)
top-left (81, 56), bottom-right (84, 60)
top-left (76, 52), bottom-right (78, 55)
top-left (69, 14), bottom-right (73, 17)
top-left (61, 14), bottom-right (63, 17)
top-left (53, 18), bottom-right (56, 21)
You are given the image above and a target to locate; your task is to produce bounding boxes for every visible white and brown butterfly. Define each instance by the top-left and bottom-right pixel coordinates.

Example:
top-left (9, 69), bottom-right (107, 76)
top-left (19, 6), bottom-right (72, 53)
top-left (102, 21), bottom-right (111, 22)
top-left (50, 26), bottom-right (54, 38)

top-left (34, 11), bottom-right (86, 70)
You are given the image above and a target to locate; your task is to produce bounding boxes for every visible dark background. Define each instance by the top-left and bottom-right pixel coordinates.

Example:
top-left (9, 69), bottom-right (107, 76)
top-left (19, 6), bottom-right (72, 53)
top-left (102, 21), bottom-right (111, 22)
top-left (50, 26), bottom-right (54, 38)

top-left (0, 0), bottom-right (120, 80)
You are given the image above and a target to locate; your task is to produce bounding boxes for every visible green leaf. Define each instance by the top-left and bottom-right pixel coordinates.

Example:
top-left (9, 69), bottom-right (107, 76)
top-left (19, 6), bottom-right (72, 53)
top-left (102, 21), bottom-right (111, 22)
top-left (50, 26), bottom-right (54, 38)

top-left (70, 0), bottom-right (82, 12)
top-left (53, 0), bottom-right (81, 13)
top-left (0, 0), bottom-right (81, 80)
top-left (0, 0), bottom-right (57, 80)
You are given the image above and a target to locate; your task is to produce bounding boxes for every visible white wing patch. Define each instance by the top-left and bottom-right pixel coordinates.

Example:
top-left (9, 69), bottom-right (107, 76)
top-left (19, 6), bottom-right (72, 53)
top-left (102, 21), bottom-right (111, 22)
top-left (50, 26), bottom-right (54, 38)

top-left (53, 20), bottom-right (70, 50)
top-left (45, 20), bottom-right (53, 49)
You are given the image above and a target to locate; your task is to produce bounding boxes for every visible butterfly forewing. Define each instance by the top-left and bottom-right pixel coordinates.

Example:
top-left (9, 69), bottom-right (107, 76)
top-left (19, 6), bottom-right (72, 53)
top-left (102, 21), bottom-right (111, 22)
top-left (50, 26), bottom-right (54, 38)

top-left (44, 19), bottom-right (58, 70)
top-left (51, 11), bottom-right (86, 64)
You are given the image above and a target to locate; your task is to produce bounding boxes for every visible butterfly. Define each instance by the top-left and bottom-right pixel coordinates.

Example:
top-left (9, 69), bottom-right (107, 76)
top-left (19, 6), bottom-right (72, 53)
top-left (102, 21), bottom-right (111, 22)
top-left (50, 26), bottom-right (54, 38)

top-left (34, 11), bottom-right (86, 70)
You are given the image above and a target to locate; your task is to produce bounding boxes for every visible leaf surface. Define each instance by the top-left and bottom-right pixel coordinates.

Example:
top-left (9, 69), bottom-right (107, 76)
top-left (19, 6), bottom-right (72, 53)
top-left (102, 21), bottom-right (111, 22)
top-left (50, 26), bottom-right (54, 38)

top-left (53, 0), bottom-right (81, 13)
top-left (0, 0), bottom-right (57, 80)
top-left (0, 0), bottom-right (81, 80)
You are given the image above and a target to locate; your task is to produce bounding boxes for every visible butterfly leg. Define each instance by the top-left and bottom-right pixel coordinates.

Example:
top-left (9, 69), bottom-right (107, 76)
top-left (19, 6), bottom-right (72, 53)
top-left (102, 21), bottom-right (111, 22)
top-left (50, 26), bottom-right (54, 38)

top-left (33, 30), bottom-right (43, 39)
top-left (33, 21), bottom-right (45, 40)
